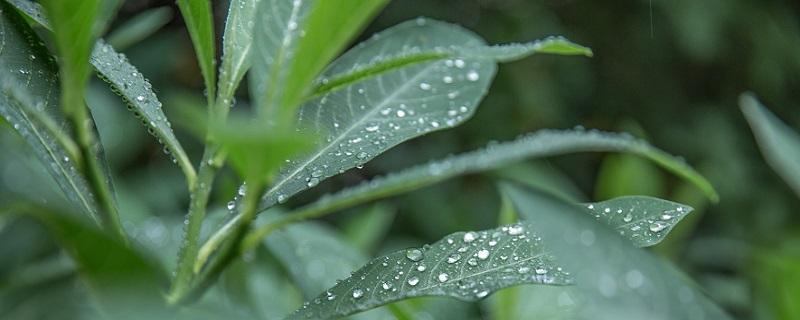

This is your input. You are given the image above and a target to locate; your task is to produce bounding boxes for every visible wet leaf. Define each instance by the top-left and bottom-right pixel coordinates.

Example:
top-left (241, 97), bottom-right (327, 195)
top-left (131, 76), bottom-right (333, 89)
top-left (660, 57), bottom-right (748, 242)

top-left (259, 19), bottom-right (593, 214)
top-left (740, 93), bottom-right (800, 197)
top-left (0, 6), bottom-right (99, 222)
top-left (503, 184), bottom-right (732, 320)
top-left (176, 0), bottom-right (216, 104)
top-left (286, 222), bottom-right (569, 320)
top-left (6, 0), bottom-right (197, 187)
top-left (582, 196), bottom-right (693, 248)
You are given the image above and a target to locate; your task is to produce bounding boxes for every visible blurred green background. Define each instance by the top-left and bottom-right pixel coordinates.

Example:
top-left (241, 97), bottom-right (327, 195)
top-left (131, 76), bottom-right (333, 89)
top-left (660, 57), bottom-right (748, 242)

top-left (2, 0), bottom-right (799, 319)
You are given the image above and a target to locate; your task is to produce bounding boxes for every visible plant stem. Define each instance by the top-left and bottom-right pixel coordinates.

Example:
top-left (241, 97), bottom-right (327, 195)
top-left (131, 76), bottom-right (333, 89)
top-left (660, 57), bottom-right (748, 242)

top-left (70, 107), bottom-right (126, 242)
top-left (169, 178), bottom-right (265, 305)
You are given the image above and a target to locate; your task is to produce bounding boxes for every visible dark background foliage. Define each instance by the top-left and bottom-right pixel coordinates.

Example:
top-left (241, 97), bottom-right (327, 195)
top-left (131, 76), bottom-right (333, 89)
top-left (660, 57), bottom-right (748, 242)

top-left (2, 0), bottom-right (799, 319)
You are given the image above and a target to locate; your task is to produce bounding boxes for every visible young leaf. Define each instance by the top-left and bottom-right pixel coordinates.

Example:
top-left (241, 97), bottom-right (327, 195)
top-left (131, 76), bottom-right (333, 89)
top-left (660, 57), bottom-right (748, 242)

top-left (176, 0), bottom-right (216, 105)
top-left (285, 222), bottom-right (570, 320)
top-left (5, 1), bottom-right (198, 187)
top-left (258, 19), bottom-right (593, 213)
top-left (582, 196), bottom-right (692, 248)
top-left (217, 0), bottom-right (258, 108)
top-left (503, 184), bottom-right (732, 320)
top-left (0, 6), bottom-right (100, 223)
top-left (740, 93), bottom-right (800, 197)
top-left (39, 0), bottom-right (100, 115)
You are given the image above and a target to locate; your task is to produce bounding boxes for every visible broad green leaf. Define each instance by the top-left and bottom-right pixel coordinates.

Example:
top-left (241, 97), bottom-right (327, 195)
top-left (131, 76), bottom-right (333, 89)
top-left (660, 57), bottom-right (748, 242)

top-left (286, 222), bottom-right (570, 320)
top-left (276, 0), bottom-right (388, 118)
top-left (503, 184), bottom-right (731, 320)
top-left (259, 19), bottom-right (593, 212)
top-left (0, 6), bottom-right (100, 223)
top-left (217, 0), bottom-right (258, 108)
top-left (740, 93), bottom-right (800, 197)
top-left (176, 0), bottom-right (216, 105)
top-left (39, 0), bottom-right (100, 114)
top-left (583, 196), bottom-right (692, 248)
top-left (283, 194), bottom-right (690, 319)
top-left (107, 6), bottom-right (173, 50)
top-left (5, 206), bottom-right (170, 319)
top-left (6, 1), bottom-right (198, 186)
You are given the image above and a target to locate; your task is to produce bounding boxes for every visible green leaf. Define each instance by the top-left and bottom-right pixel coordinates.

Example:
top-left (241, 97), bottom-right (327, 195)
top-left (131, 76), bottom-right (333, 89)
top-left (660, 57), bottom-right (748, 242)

top-left (5, 206), bottom-right (170, 319)
top-left (244, 129), bottom-right (715, 241)
top-left (5, 1), bottom-right (198, 186)
top-left (249, 0), bottom-right (387, 120)
top-left (90, 40), bottom-right (197, 186)
top-left (176, 0), bottom-right (216, 106)
top-left (0, 6), bottom-right (100, 223)
top-left (582, 196), bottom-right (692, 248)
top-left (216, 0), bottom-right (258, 108)
top-left (106, 6), bottom-right (173, 50)
top-left (342, 204), bottom-right (396, 253)
top-left (39, 0), bottom-right (100, 114)
top-left (286, 221), bottom-right (570, 320)
top-left (259, 19), bottom-right (593, 212)
top-left (503, 184), bottom-right (731, 320)
top-left (276, 0), bottom-right (388, 118)
top-left (740, 93), bottom-right (800, 197)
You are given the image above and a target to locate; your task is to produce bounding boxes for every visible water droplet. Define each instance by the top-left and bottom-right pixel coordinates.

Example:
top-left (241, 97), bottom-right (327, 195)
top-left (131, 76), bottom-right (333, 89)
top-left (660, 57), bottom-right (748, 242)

top-left (136, 95), bottom-right (145, 102)
top-left (518, 266), bottom-right (531, 274)
top-left (622, 212), bottom-right (633, 222)
top-left (405, 248), bottom-right (424, 262)
top-left (419, 82), bottom-right (431, 90)
top-left (365, 125), bottom-right (379, 132)
top-left (408, 276), bottom-right (419, 286)
top-left (307, 177), bottom-right (319, 187)
top-left (352, 289), bottom-right (364, 299)
top-left (277, 194), bottom-right (287, 204)
top-left (416, 264), bottom-right (426, 272)
top-left (463, 232), bottom-right (477, 243)
top-left (382, 282), bottom-right (393, 290)
top-left (649, 221), bottom-right (668, 232)
top-left (466, 71), bottom-right (480, 81)
top-left (311, 169), bottom-right (323, 178)
top-left (507, 224), bottom-right (524, 235)
top-left (454, 59), bottom-right (465, 68)
top-left (226, 201), bottom-right (235, 210)
top-left (476, 290), bottom-right (489, 298)
top-left (442, 75), bottom-right (453, 83)
top-left (396, 110), bottom-right (406, 117)
top-left (326, 291), bottom-right (336, 300)
top-left (477, 249), bottom-right (489, 260)
top-left (467, 258), bottom-right (478, 266)
top-left (438, 273), bottom-right (449, 282)
top-left (535, 267), bottom-right (548, 275)
top-left (447, 254), bottom-right (461, 264)
top-left (660, 213), bottom-right (673, 220)
top-left (357, 152), bottom-right (368, 159)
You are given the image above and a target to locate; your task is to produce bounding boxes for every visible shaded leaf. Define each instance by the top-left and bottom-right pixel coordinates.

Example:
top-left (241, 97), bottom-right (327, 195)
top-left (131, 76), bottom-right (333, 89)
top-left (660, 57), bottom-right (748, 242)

top-left (106, 6), bottom-right (173, 50)
top-left (740, 93), bottom-right (800, 197)
top-left (176, 0), bottom-right (216, 104)
top-left (0, 5), bottom-right (99, 222)
top-left (503, 184), bottom-right (731, 320)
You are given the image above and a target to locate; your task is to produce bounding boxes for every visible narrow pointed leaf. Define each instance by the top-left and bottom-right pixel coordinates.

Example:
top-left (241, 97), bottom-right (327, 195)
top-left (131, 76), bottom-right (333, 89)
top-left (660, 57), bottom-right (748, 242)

top-left (176, 0), bottom-right (216, 104)
top-left (242, 129), bottom-right (714, 244)
top-left (106, 6), bottom-right (173, 50)
top-left (6, 1), bottom-right (198, 185)
top-left (504, 184), bottom-right (731, 320)
top-left (582, 196), bottom-right (692, 248)
top-left (217, 0), bottom-right (258, 107)
top-left (0, 5), bottom-right (100, 222)
top-left (260, 19), bottom-right (593, 212)
top-left (286, 222), bottom-right (570, 320)
top-left (740, 93), bottom-right (800, 197)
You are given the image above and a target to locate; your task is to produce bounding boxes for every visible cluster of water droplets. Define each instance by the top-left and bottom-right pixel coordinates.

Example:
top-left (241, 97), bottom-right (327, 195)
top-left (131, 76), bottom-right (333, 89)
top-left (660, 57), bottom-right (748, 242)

top-left (90, 41), bottom-right (181, 165)
top-left (291, 222), bottom-right (570, 319)
top-left (584, 197), bottom-right (691, 246)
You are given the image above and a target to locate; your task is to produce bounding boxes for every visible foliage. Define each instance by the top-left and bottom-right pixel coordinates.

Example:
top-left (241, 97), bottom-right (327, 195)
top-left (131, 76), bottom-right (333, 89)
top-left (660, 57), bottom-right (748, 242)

top-left (1, 0), bottom-right (798, 319)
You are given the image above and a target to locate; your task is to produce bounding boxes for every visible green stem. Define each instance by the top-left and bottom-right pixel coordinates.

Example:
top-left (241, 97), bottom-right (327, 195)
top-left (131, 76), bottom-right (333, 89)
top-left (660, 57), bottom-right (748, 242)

top-left (169, 178), bottom-right (265, 305)
top-left (69, 105), bottom-right (126, 242)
